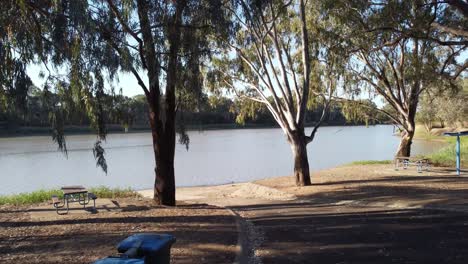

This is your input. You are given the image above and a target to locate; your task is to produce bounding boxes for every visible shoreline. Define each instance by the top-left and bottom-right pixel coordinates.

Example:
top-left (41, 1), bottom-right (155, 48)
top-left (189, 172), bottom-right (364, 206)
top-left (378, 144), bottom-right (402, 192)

top-left (3, 157), bottom-right (466, 204)
top-left (137, 163), bottom-right (468, 209)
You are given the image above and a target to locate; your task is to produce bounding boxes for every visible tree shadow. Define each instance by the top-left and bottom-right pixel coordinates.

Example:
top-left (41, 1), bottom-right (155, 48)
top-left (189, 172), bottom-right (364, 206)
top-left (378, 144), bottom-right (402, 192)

top-left (311, 174), bottom-right (468, 187)
top-left (233, 181), bottom-right (468, 264)
top-left (253, 206), bottom-right (468, 263)
top-left (0, 203), bottom-right (238, 264)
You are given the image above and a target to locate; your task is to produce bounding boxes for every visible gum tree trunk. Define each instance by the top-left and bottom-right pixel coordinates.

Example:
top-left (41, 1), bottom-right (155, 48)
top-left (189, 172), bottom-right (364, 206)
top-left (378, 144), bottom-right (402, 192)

top-left (396, 111), bottom-right (416, 157)
top-left (136, 0), bottom-right (183, 206)
top-left (288, 131), bottom-right (311, 186)
top-left (148, 108), bottom-right (177, 206)
top-left (151, 0), bottom-right (183, 206)
top-left (395, 129), bottom-right (415, 157)
top-left (153, 128), bottom-right (176, 205)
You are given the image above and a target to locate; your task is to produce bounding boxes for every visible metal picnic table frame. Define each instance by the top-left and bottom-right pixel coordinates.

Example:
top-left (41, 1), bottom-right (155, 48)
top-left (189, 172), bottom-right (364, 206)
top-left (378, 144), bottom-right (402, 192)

top-left (53, 185), bottom-right (95, 215)
top-left (444, 131), bottom-right (468, 176)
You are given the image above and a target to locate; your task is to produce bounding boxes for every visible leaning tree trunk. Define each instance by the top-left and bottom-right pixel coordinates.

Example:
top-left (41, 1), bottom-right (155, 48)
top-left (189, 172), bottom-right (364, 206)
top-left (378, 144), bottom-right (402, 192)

top-left (395, 130), bottom-right (414, 157)
top-left (396, 91), bottom-right (418, 157)
top-left (396, 117), bottom-right (416, 157)
top-left (288, 131), bottom-right (311, 186)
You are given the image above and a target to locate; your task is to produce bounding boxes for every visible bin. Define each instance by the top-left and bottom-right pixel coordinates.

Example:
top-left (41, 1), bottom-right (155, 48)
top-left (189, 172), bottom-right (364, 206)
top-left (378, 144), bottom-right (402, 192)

top-left (93, 233), bottom-right (176, 264)
top-left (93, 258), bottom-right (144, 264)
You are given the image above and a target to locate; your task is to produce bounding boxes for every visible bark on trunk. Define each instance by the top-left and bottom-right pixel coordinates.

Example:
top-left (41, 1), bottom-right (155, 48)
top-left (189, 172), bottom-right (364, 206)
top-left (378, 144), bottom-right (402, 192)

top-left (289, 132), bottom-right (311, 186)
top-left (149, 113), bottom-right (176, 206)
top-left (395, 129), bottom-right (415, 157)
top-left (154, 152), bottom-right (176, 206)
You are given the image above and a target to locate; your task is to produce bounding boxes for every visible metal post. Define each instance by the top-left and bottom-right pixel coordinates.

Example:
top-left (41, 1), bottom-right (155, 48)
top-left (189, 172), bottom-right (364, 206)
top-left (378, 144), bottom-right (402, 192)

top-left (457, 135), bottom-right (460, 176)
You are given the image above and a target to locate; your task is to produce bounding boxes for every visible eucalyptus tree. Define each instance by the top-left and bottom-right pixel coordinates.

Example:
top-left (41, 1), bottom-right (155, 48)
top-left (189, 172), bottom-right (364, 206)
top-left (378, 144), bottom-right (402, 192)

top-left (95, 0), bottom-right (229, 205)
top-left (1, 0), bottom-right (228, 205)
top-left (323, 0), bottom-right (467, 157)
top-left (209, 0), bottom-right (343, 186)
top-left (429, 0), bottom-right (468, 39)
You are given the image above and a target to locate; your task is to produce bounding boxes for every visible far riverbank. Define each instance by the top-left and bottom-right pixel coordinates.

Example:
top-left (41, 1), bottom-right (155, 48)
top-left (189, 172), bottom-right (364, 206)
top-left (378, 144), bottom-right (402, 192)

top-left (0, 121), bottom-right (388, 138)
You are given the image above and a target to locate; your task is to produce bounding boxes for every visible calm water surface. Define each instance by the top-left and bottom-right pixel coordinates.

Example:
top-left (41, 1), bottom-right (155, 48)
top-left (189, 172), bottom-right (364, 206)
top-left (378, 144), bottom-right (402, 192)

top-left (0, 125), bottom-right (446, 195)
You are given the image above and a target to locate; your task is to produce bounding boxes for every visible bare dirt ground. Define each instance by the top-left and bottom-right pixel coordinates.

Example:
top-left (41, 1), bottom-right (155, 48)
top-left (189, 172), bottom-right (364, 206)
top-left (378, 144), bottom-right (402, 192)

top-left (0, 198), bottom-right (238, 264)
top-left (243, 165), bottom-right (468, 264)
top-left (255, 165), bottom-right (468, 211)
top-left (145, 164), bottom-right (468, 264)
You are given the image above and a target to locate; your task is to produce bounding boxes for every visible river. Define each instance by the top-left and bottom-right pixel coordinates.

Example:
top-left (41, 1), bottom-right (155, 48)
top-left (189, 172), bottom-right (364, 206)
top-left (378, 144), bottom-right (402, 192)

top-left (0, 125), bottom-right (446, 195)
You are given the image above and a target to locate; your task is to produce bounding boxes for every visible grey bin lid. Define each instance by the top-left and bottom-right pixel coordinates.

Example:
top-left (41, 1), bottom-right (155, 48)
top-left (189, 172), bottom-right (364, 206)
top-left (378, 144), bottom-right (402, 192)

top-left (117, 233), bottom-right (176, 255)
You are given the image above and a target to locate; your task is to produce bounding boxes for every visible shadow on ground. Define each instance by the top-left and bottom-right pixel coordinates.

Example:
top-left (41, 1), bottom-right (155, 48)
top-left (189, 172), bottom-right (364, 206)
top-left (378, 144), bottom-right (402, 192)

top-left (233, 172), bottom-right (468, 264)
top-left (0, 202), bottom-right (237, 264)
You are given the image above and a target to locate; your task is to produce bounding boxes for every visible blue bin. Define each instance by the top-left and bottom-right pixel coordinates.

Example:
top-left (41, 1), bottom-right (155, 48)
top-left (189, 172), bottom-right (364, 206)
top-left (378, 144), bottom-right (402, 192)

top-left (93, 233), bottom-right (176, 264)
top-left (93, 258), bottom-right (144, 264)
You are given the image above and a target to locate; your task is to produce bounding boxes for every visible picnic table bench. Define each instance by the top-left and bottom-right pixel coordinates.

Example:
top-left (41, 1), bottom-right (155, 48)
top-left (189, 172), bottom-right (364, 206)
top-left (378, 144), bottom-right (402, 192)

top-left (52, 185), bottom-right (97, 215)
top-left (394, 156), bottom-right (430, 173)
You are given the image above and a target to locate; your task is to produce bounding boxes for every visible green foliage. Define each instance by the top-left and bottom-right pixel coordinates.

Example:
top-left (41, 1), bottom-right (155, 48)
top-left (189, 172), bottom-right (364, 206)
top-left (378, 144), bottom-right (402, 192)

top-left (233, 99), bottom-right (269, 126)
top-left (0, 189), bottom-right (60, 206)
top-left (0, 187), bottom-right (138, 206)
top-left (414, 125), bottom-right (442, 141)
top-left (87, 186), bottom-right (139, 200)
top-left (340, 100), bottom-right (382, 126)
top-left (417, 84), bottom-right (467, 130)
top-left (427, 137), bottom-right (468, 167)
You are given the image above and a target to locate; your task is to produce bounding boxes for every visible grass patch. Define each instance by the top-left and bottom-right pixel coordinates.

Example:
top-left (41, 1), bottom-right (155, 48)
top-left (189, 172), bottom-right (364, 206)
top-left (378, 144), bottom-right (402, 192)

top-left (426, 137), bottom-right (468, 167)
top-left (347, 160), bottom-right (392, 165)
top-left (0, 186), bottom-right (139, 206)
top-left (414, 125), bottom-right (444, 141)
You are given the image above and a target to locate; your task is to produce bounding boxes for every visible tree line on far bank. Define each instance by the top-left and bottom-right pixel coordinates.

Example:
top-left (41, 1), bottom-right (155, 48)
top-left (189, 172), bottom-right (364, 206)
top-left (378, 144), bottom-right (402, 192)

top-left (0, 87), bottom-right (390, 133)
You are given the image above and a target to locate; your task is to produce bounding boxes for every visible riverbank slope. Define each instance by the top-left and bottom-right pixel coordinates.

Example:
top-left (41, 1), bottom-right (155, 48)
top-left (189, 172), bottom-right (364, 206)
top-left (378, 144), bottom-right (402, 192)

top-left (140, 163), bottom-right (468, 210)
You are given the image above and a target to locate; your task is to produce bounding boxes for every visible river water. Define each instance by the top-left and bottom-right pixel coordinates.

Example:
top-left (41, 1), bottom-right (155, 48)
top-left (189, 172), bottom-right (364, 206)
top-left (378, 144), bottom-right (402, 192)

top-left (0, 125), bottom-right (445, 195)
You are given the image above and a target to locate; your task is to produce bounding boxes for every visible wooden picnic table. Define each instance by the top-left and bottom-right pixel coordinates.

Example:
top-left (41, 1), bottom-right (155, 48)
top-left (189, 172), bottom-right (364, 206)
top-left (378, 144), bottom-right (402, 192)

top-left (52, 185), bottom-right (97, 215)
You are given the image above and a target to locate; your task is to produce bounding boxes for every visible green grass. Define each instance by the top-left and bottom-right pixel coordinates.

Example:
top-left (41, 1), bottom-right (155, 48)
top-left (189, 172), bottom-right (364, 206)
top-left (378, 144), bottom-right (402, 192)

top-left (0, 186), bottom-right (140, 206)
top-left (347, 160), bottom-right (392, 165)
top-left (426, 137), bottom-right (468, 167)
top-left (347, 136), bottom-right (467, 168)
top-left (414, 125), bottom-right (444, 141)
